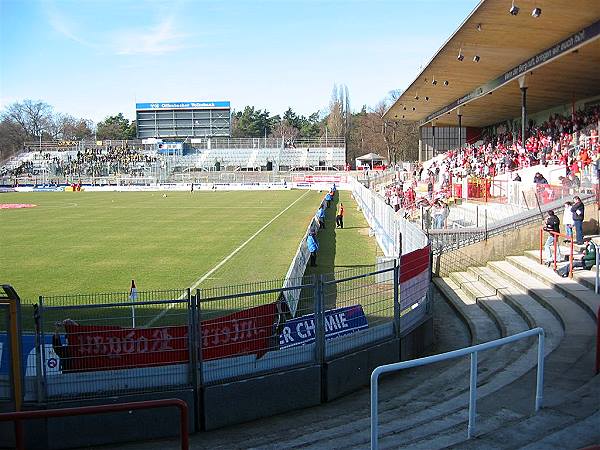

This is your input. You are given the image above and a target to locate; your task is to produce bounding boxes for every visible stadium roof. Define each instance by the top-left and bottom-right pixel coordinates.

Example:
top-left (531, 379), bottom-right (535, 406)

top-left (384, 0), bottom-right (600, 128)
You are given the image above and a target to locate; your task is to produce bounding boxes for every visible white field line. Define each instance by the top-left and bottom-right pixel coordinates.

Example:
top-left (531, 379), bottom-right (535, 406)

top-left (146, 190), bottom-right (312, 326)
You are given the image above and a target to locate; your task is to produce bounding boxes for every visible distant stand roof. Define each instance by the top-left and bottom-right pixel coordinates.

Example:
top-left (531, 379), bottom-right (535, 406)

top-left (356, 153), bottom-right (387, 161)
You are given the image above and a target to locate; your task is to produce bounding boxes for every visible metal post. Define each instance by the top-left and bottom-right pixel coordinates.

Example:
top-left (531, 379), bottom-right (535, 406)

top-left (467, 351), bottom-right (478, 438)
top-left (476, 205), bottom-right (479, 228)
top-left (196, 289), bottom-right (204, 387)
top-left (595, 243), bottom-right (599, 294)
top-left (33, 304), bottom-right (44, 403)
top-left (314, 276), bottom-right (325, 365)
top-left (371, 370), bottom-right (379, 450)
top-left (393, 260), bottom-right (400, 339)
top-left (521, 190), bottom-right (529, 209)
top-left (38, 296), bottom-right (48, 401)
top-left (553, 234), bottom-right (558, 270)
top-left (186, 289), bottom-right (198, 390)
top-left (521, 86), bottom-right (528, 146)
top-left (484, 210), bottom-right (488, 241)
top-left (535, 330), bottom-right (545, 411)
top-left (568, 239), bottom-right (574, 277)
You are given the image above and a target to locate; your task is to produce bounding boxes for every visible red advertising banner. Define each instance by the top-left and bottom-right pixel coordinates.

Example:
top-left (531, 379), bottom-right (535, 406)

top-left (399, 245), bottom-right (430, 283)
top-left (63, 303), bottom-right (278, 372)
top-left (399, 245), bottom-right (431, 311)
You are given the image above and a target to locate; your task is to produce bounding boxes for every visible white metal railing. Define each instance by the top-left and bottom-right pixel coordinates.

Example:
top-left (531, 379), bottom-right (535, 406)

top-left (370, 327), bottom-right (546, 449)
top-left (350, 177), bottom-right (428, 257)
top-left (594, 242), bottom-right (600, 294)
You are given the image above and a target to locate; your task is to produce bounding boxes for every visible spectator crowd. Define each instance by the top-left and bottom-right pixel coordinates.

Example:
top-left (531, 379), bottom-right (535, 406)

top-left (1, 144), bottom-right (157, 179)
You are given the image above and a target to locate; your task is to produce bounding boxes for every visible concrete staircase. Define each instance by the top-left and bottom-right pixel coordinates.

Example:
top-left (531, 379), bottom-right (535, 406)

top-left (111, 250), bottom-right (600, 450)
top-left (430, 249), bottom-right (599, 449)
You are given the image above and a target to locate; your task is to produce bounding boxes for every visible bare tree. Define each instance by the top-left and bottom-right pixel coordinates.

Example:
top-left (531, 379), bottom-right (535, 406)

top-left (0, 117), bottom-right (27, 162)
top-left (47, 114), bottom-right (94, 140)
top-left (347, 92), bottom-right (420, 165)
top-left (272, 120), bottom-right (300, 141)
top-left (4, 100), bottom-right (53, 138)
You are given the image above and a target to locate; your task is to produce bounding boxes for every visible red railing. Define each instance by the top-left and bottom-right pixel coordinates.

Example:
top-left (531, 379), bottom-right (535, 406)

top-left (539, 228), bottom-right (574, 276)
top-left (0, 398), bottom-right (189, 450)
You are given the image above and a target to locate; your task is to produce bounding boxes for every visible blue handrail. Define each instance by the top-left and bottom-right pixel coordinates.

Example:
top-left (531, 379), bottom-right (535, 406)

top-left (370, 327), bottom-right (545, 449)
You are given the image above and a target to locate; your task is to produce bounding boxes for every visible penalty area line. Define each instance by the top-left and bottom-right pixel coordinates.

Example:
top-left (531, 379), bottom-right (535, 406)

top-left (146, 189), bottom-right (312, 326)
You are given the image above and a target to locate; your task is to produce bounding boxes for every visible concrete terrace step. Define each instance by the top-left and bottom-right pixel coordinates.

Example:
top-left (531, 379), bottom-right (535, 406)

top-left (457, 376), bottom-right (600, 450)
top-left (511, 253), bottom-right (600, 320)
top-left (521, 411), bottom-right (600, 450)
top-left (489, 260), bottom-right (596, 340)
top-left (448, 271), bottom-right (529, 337)
top-left (571, 269), bottom-right (599, 292)
top-left (378, 408), bottom-right (524, 450)
top-left (446, 271), bottom-right (541, 388)
top-left (467, 266), bottom-right (564, 346)
top-left (482, 261), bottom-right (595, 403)
top-left (463, 266), bottom-right (565, 387)
top-left (433, 277), bottom-right (501, 345)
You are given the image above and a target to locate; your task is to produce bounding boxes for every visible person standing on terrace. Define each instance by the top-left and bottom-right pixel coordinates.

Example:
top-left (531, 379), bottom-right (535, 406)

top-left (543, 210), bottom-right (561, 266)
top-left (571, 196), bottom-right (585, 245)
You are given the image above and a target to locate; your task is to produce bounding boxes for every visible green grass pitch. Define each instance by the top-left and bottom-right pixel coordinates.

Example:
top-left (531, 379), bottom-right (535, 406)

top-left (1, 189), bottom-right (377, 305)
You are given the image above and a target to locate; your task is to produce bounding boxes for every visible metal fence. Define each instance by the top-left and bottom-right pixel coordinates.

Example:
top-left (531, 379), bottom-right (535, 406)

top-left (426, 192), bottom-right (596, 255)
top-left (20, 258), bottom-right (431, 401)
top-left (0, 304), bottom-right (10, 401)
top-left (35, 289), bottom-right (191, 401)
top-left (350, 177), bottom-right (428, 257)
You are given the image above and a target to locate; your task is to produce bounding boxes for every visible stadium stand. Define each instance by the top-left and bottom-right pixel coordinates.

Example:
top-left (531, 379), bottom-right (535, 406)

top-left (0, 137), bottom-right (347, 183)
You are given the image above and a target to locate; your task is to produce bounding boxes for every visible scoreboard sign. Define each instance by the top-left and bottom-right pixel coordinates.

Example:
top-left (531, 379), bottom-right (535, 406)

top-left (136, 101), bottom-right (230, 110)
top-left (136, 100), bottom-right (231, 139)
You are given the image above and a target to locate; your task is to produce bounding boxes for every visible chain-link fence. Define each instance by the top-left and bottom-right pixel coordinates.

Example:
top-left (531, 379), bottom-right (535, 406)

top-left (198, 276), bottom-right (315, 385)
top-left (13, 251), bottom-right (432, 402)
top-left (322, 264), bottom-right (396, 359)
top-left (37, 289), bottom-right (191, 400)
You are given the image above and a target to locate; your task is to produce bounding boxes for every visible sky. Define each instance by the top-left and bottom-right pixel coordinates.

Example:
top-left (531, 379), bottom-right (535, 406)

top-left (0, 0), bottom-right (478, 123)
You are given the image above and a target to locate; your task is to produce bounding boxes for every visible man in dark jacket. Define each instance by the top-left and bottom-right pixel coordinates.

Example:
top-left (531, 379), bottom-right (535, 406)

top-left (571, 196), bottom-right (585, 244)
top-left (543, 210), bottom-right (561, 265)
